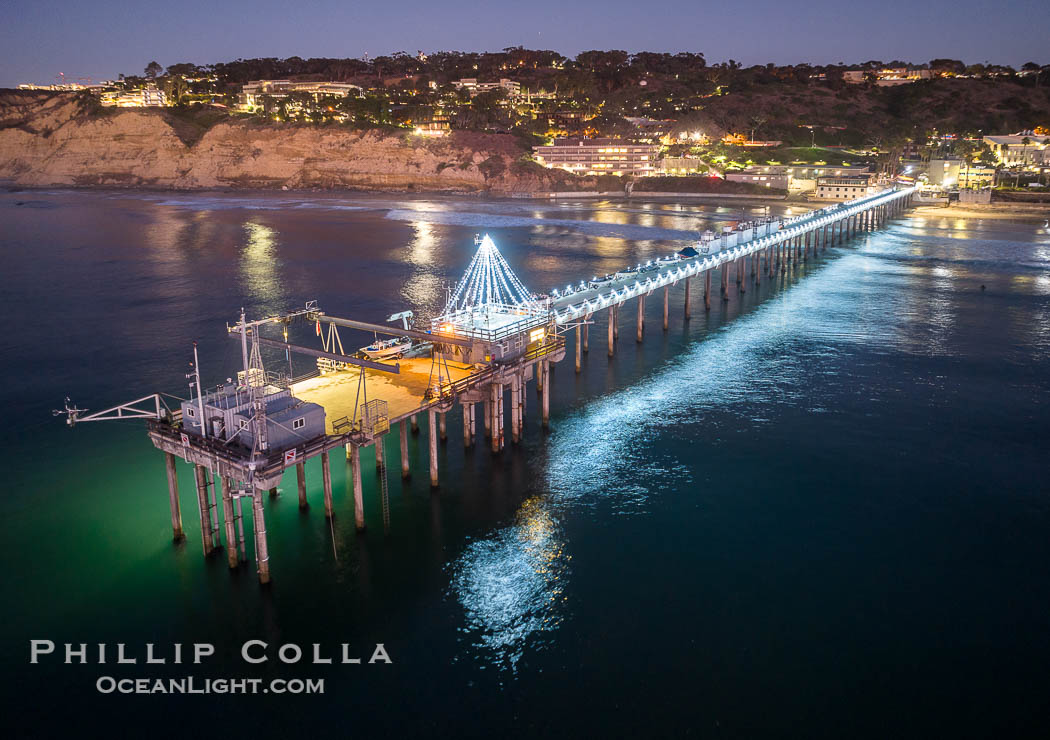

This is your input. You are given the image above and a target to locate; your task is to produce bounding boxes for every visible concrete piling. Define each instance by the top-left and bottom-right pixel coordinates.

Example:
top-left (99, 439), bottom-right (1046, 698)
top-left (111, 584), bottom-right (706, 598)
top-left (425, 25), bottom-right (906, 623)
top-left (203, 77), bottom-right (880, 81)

top-left (541, 361), bottom-right (550, 429)
top-left (321, 450), bottom-right (333, 519)
top-left (582, 322), bottom-right (589, 353)
top-left (428, 409), bottom-right (440, 485)
top-left (636, 294), bottom-right (645, 342)
top-left (268, 486), bottom-right (278, 499)
top-left (296, 462), bottom-right (307, 509)
top-left (193, 464), bottom-right (215, 556)
top-left (374, 436), bottom-right (385, 468)
top-left (400, 420), bottom-right (410, 478)
top-left (663, 285), bottom-right (669, 331)
top-left (220, 476), bottom-right (237, 569)
top-left (575, 325), bottom-right (582, 373)
top-left (704, 270), bottom-right (711, 311)
top-left (685, 275), bottom-right (694, 317)
top-left (608, 306), bottom-right (615, 357)
top-left (463, 402), bottom-right (474, 448)
top-left (251, 489), bottom-right (270, 584)
top-left (511, 373), bottom-right (522, 444)
top-left (164, 452), bottom-right (184, 542)
top-left (350, 444), bottom-right (365, 529)
top-left (439, 412), bottom-right (447, 442)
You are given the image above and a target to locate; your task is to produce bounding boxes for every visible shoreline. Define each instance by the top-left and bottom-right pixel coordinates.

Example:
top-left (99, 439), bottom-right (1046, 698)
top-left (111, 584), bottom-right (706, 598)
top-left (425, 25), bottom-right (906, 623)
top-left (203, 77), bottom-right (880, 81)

top-left (913, 203), bottom-right (1050, 221)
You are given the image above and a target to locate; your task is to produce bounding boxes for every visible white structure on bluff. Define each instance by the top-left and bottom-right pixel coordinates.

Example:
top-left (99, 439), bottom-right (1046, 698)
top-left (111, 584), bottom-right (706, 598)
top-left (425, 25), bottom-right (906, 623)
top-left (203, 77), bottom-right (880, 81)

top-left (99, 85), bottom-right (167, 107)
top-left (813, 174), bottom-right (876, 200)
top-left (238, 80), bottom-right (362, 110)
top-left (533, 138), bottom-right (661, 176)
top-left (452, 78), bottom-right (522, 99)
top-left (982, 132), bottom-right (1050, 166)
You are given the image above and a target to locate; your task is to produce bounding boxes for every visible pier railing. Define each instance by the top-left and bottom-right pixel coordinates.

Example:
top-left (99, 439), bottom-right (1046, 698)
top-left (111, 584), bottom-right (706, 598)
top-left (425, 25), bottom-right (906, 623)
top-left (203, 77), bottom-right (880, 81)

top-left (551, 186), bottom-right (915, 324)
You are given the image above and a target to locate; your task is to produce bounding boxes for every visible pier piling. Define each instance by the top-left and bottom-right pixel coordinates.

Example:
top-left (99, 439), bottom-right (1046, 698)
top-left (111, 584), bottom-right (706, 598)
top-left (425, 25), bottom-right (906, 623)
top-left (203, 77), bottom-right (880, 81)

top-left (164, 452), bottom-right (184, 542)
top-left (321, 451), bottom-right (333, 519)
top-left (193, 465), bottom-right (215, 556)
top-left (637, 294), bottom-right (645, 342)
top-left (349, 444), bottom-right (365, 528)
top-left (251, 490), bottom-right (270, 584)
top-left (663, 285), bottom-right (669, 331)
top-left (575, 325), bottom-right (582, 373)
top-left (221, 476), bottom-right (237, 569)
top-left (399, 420), bottom-right (411, 478)
top-left (296, 462), bottom-right (307, 509)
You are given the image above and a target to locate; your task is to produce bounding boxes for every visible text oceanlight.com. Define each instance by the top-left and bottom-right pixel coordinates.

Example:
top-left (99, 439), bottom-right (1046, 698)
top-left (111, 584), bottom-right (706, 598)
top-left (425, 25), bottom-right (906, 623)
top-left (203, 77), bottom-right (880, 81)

top-left (96, 677), bottom-right (325, 694)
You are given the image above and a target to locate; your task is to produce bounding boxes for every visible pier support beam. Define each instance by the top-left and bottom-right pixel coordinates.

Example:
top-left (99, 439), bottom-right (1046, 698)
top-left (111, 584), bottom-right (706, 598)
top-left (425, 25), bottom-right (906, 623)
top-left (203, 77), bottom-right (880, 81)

top-left (739, 258), bottom-right (747, 293)
top-left (221, 476), bottom-right (237, 569)
top-left (251, 489), bottom-right (270, 584)
top-left (374, 436), bottom-right (385, 469)
top-left (439, 412), bottom-right (447, 443)
top-left (721, 262), bottom-right (730, 299)
top-left (613, 304), bottom-right (619, 340)
top-left (321, 451), bottom-right (333, 519)
top-left (400, 420), bottom-right (410, 478)
top-left (608, 307), bottom-right (615, 357)
top-left (164, 452), bottom-right (184, 542)
top-left (490, 383), bottom-right (504, 452)
top-left (511, 373), bottom-right (522, 444)
top-left (636, 294), bottom-right (645, 342)
top-left (269, 486), bottom-right (278, 499)
top-left (296, 462), bottom-right (307, 510)
top-left (575, 325), bottom-right (582, 373)
top-left (411, 414), bottom-right (419, 434)
top-left (483, 398), bottom-right (492, 436)
top-left (193, 465), bottom-right (215, 557)
top-left (463, 402), bottom-right (474, 448)
top-left (350, 445), bottom-right (365, 529)
top-left (429, 409), bottom-right (440, 486)
top-left (663, 285), bottom-right (669, 331)
top-left (582, 322), bottom-right (589, 353)
top-left (541, 361), bottom-right (550, 430)
top-left (704, 270), bottom-right (711, 311)
top-left (686, 276), bottom-right (694, 318)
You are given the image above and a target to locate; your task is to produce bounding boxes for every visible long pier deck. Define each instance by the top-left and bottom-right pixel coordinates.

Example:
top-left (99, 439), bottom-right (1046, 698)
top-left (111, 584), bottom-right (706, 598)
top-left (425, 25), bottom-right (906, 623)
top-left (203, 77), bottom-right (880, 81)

top-left (69, 185), bottom-right (916, 585)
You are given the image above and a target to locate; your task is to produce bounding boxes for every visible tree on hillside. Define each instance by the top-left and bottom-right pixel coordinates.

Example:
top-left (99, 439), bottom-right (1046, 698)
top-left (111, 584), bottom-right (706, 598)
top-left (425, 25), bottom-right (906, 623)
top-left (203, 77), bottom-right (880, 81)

top-left (145, 61), bottom-right (163, 79)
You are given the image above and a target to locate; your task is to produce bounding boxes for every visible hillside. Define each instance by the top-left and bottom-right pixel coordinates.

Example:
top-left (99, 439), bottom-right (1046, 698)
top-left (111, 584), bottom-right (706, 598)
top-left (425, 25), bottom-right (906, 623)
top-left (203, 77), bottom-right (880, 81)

top-left (0, 91), bottom-right (578, 193)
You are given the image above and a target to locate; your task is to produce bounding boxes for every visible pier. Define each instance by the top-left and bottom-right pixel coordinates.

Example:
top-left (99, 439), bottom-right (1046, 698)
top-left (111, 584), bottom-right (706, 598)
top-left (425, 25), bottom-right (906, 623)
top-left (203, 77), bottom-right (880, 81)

top-left (58, 185), bottom-right (916, 584)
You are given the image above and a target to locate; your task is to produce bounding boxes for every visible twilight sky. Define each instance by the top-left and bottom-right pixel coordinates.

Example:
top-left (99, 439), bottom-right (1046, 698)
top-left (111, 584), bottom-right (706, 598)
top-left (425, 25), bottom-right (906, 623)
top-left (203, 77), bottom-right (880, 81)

top-left (1, 0), bottom-right (1046, 87)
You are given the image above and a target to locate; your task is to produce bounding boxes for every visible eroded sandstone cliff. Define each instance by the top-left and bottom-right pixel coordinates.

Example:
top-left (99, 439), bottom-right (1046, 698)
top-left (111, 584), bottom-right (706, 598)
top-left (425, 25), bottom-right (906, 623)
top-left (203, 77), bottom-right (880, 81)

top-left (0, 91), bottom-right (580, 193)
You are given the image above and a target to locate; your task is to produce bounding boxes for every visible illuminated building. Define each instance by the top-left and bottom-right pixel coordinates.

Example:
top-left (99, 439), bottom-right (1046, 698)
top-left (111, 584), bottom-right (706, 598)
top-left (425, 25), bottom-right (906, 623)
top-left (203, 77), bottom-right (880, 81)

top-left (814, 174), bottom-right (875, 200)
top-left (532, 138), bottom-right (661, 176)
top-left (238, 80), bottom-right (362, 110)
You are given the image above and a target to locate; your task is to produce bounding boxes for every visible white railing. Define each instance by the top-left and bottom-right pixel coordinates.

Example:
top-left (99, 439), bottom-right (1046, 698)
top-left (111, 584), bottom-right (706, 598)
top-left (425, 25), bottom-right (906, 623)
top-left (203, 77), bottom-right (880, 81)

top-left (552, 186), bottom-right (916, 324)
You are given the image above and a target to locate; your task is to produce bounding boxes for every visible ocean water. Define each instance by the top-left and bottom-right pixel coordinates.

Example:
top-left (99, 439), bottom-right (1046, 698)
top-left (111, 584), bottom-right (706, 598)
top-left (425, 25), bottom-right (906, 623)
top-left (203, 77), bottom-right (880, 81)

top-left (2, 191), bottom-right (1049, 737)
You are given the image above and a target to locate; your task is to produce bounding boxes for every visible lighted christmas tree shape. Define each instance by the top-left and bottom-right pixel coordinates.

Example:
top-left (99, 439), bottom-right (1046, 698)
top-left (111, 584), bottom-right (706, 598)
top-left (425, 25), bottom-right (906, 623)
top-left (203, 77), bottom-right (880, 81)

top-left (444, 234), bottom-right (534, 314)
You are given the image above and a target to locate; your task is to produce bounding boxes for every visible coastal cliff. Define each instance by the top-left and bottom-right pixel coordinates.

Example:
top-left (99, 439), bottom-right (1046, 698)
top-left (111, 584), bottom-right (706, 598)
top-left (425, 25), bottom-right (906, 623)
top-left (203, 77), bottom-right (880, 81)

top-left (0, 91), bottom-right (580, 193)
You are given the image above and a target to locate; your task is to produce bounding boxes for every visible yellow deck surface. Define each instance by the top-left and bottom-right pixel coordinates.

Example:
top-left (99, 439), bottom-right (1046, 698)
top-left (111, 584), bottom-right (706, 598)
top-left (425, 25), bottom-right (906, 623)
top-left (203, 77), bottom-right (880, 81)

top-left (291, 357), bottom-right (475, 432)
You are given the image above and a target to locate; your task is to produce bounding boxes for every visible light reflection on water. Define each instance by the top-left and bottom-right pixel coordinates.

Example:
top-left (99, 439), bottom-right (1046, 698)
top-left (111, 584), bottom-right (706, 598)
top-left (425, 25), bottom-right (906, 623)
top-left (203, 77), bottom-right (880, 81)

top-left (240, 221), bottom-right (284, 311)
top-left (448, 496), bottom-right (569, 670)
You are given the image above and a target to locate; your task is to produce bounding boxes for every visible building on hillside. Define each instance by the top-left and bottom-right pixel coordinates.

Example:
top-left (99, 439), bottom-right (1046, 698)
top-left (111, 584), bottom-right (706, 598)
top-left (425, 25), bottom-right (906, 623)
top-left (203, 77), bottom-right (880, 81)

top-left (238, 80), bottom-right (362, 110)
top-left (982, 132), bottom-right (1050, 166)
top-left (100, 85), bottom-right (167, 107)
top-left (722, 133), bottom-right (783, 147)
top-left (813, 174), bottom-right (875, 200)
top-left (842, 68), bottom-right (933, 86)
top-left (927, 159), bottom-right (997, 188)
top-left (414, 115), bottom-right (451, 137)
top-left (452, 78), bottom-right (522, 99)
top-left (724, 165), bottom-right (871, 193)
top-left (532, 138), bottom-right (661, 176)
top-left (725, 168), bottom-right (791, 190)
top-left (660, 157), bottom-right (707, 175)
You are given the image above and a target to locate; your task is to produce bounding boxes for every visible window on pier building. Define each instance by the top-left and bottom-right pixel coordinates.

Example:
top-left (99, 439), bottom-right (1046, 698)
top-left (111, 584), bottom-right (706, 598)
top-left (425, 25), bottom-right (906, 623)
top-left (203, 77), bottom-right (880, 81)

top-left (293, 417), bottom-right (305, 430)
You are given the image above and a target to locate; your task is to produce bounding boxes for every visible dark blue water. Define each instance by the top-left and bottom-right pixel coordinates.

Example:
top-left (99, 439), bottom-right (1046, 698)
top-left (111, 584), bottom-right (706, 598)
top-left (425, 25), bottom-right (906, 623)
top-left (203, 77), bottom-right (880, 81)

top-left (2, 191), bottom-right (1049, 737)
